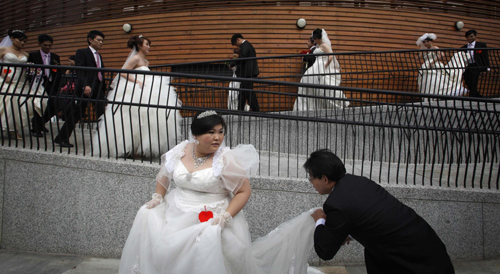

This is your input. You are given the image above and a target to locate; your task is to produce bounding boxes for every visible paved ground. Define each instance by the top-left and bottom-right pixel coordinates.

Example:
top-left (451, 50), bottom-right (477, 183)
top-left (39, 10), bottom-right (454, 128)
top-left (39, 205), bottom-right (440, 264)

top-left (1, 250), bottom-right (499, 274)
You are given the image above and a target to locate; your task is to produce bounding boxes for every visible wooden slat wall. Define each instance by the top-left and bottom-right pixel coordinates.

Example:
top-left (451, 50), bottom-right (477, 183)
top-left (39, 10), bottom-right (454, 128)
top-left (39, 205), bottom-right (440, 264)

top-left (13, 5), bottom-right (500, 112)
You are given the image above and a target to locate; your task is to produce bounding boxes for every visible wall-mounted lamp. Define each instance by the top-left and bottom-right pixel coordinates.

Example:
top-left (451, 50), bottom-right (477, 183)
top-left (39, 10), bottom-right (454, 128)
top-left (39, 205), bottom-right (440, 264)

top-left (123, 23), bottom-right (133, 33)
top-left (296, 18), bottom-right (307, 29)
top-left (455, 21), bottom-right (464, 31)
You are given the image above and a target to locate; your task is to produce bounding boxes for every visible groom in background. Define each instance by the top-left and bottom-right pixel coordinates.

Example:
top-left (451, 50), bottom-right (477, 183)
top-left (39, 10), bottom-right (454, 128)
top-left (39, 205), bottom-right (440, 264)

top-left (54, 30), bottom-right (106, 148)
top-left (461, 29), bottom-right (490, 98)
top-left (231, 34), bottom-right (260, 112)
top-left (306, 149), bottom-right (454, 274)
top-left (29, 34), bottom-right (63, 137)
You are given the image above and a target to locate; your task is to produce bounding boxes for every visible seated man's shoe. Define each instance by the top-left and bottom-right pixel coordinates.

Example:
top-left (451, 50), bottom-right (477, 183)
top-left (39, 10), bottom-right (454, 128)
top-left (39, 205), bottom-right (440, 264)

top-left (54, 139), bottom-right (74, 148)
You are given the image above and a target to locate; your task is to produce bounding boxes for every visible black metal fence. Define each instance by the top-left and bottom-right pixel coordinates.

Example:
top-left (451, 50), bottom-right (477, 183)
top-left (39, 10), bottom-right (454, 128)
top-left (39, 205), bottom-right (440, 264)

top-left (0, 50), bottom-right (499, 189)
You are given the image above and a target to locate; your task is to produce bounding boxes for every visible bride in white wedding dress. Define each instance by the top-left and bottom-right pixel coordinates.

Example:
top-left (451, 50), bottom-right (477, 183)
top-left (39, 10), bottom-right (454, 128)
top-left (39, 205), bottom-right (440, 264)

top-left (416, 33), bottom-right (472, 100)
top-left (119, 110), bottom-right (323, 274)
top-left (294, 29), bottom-right (349, 111)
top-left (93, 35), bottom-right (181, 158)
top-left (0, 30), bottom-right (46, 139)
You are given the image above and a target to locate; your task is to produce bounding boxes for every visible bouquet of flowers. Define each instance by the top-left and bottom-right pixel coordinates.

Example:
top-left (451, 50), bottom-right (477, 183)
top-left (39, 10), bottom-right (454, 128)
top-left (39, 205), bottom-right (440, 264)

top-left (24, 62), bottom-right (42, 82)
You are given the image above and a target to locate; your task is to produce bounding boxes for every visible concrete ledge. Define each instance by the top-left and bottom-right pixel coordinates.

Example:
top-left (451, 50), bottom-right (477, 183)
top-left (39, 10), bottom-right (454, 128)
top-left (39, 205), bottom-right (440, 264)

top-left (0, 147), bottom-right (499, 265)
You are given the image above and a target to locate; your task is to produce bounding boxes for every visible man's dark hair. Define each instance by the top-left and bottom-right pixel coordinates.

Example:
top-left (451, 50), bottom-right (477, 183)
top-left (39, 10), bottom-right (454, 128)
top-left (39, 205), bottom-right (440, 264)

top-left (38, 34), bottom-right (53, 44)
top-left (87, 30), bottom-right (105, 45)
top-left (304, 149), bottom-right (346, 182)
top-left (309, 37), bottom-right (315, 43)
top-left (191, 111), bottom-right (227, 136)
top-left (231, 34), bottom-right (244, 46)
top-left (465, 30), bottom-right (477, 37)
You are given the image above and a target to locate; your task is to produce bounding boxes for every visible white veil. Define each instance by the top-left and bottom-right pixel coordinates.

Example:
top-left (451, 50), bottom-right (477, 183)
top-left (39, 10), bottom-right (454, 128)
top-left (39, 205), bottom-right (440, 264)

top-left (0, 35), bottom-right (12, 48)
top-left (320, 29), bottom-right (332, 49)
top-left (110, 47), bottom-right (138, 90)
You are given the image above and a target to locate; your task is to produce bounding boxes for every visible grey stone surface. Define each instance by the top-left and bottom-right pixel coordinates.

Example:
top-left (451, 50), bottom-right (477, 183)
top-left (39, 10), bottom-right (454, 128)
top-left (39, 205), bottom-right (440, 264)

top-left (0, 250), bottom-right (85, 274)
top-left (484, 203), bottom-right (500, 260)
top-left (62, 257), bottom-right (120, 274)
top-left (0, 158), bottom-right (4, 245)
top-left (1, 158), bottom-right (155, 258)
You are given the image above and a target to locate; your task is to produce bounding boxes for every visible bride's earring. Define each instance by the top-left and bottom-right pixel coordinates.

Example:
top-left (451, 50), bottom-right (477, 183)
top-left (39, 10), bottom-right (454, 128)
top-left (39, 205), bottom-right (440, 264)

top-left (194, 137), bottom-right (199, 145)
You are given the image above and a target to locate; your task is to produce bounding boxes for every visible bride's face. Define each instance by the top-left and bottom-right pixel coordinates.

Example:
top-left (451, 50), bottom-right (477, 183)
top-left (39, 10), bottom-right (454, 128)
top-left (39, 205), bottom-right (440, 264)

top-left (11, 37), bottom-right (27, 49)
top-left (139, 40), bottom-right (150, 55)
top-left (422, 39), bottom-right (433, 49)
top-left (195, 124), bottom-right (224, 155)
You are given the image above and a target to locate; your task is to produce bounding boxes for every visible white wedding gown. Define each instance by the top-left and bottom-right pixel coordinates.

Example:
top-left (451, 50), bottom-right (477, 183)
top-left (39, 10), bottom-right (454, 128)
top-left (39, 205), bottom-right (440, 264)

top-left (93, 66), bottom-right (181, 158)
top-left (119, 140), bottom-right (323, 274)
top-left (0, 53), bottom-right (46, 131)
top-left (294, 48), bottom-right (349, 110)
top-left (418, 51), bottom-right (471, 100)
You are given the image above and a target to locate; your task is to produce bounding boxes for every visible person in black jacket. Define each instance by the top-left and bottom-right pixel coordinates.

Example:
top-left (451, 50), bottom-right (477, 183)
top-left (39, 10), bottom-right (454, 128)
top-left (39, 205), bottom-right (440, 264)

top-left (231, 34), bottom-right (260, 112)
top-left (54, 30), bottom-right (106, 147)
top-left (302, 37), bottom-right (316, 74)
top-left (461, 30), bottom-right (490, 98)
top-left (306, 149), bottom-right (454, 274)
top-left (29, 34), bottom-right (63, 136)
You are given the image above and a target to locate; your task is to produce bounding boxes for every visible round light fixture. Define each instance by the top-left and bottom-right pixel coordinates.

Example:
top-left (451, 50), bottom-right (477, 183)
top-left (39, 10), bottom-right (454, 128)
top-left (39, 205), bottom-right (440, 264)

top-left (123, 23), bottom-right (133, 33)
top-left (296, 18), bottom-right (307, 29)
top-left (455, 21), bottom-right (464, 31)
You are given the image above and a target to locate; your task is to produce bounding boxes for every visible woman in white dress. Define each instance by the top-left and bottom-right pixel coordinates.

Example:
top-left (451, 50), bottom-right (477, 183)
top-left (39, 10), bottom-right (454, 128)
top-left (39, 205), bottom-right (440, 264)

top-left (416, 33), bottom-right (471, 100)
top-left (119, 110), bottom-right (322, 274)
top-left (294, 29), bottom-right (349, 111)
top-left (0, 30), bottom-right (46, 139)
top-left (93, 35), bottom-right (181, 158)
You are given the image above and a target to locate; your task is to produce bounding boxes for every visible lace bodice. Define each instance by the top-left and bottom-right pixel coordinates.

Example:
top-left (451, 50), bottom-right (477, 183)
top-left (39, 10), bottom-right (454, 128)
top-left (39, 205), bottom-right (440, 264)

top-left (173, 162), bottom-right (228, 194)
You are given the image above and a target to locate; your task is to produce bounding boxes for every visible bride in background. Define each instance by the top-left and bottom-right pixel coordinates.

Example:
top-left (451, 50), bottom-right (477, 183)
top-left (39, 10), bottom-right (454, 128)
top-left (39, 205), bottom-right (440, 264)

top-left (0, 30), bottom-right (46, 139)
top-left (416, 33), bottom-right (471, 100)
top-left (294, 28), bottom-right (349, 111)
top-left (93, 35), bottom-right (181, 158)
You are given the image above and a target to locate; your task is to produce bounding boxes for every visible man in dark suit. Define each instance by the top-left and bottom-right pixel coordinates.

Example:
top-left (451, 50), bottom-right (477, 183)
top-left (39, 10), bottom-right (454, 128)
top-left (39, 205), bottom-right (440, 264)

top-left (306, 149), bottom-right (454, 274)
top-left (29, 34), bottom-right (63, 136)
top-left (301, 37), bottom-right (316, 74)
top-left (231, 34), bottom-right (260, 112)
top-left (54, 30), bottom-right (106, 148)
top-left (461, 29), bottom-right (490, 98)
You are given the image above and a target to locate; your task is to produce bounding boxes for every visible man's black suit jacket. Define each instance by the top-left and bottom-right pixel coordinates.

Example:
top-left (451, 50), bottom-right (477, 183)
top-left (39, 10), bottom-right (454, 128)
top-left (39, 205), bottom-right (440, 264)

top-left (461, 41), bottom-right (490, 71)
top-left (28, 50), bottom-right (62, 91)
top-left (74, 47), bottom-right (105, 94)
top-left (235, 41), bottom-right (259, 78)
top-left (314, 174), bottom-right (454, 273)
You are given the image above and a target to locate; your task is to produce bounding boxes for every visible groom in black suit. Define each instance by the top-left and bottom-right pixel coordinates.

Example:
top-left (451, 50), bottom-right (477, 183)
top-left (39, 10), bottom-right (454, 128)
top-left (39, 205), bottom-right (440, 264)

top-left (54, 30), bottom-right (106, 147)
top-left (461, 30), bottom-right (490, 98)
top-left (29, 34), bottom-right (63, 136)
top-left (306, 149), bottom-right (454, 274)
top-left (231, 34), bottom-right (260, 112)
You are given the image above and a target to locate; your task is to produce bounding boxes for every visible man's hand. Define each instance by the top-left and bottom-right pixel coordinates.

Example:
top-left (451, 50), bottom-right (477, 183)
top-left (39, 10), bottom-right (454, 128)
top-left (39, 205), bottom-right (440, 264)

top-left (343, 235), bottom-right (353, 246)
top-left (84, 86), bottom-right (91, 96)
top-left (311, 208), bottom-right (326, 222)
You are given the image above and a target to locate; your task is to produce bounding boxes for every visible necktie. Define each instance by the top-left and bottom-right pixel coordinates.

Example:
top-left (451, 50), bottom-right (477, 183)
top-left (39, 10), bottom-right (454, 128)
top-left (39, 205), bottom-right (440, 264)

top-left (95, 51), bottom-right (103, 81)
top-left (44, 54), bottom-right (50, 77)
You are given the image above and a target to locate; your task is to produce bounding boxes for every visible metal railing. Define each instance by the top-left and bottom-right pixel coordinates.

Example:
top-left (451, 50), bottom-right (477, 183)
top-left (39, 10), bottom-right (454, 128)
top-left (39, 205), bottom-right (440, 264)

top-left (0, 52), bottom-right (499, 189)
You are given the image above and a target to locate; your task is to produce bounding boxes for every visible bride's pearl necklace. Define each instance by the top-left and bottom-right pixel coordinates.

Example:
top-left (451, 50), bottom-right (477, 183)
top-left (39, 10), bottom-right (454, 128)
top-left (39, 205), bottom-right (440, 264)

top-left (192, 145), bottom-right (211, 168)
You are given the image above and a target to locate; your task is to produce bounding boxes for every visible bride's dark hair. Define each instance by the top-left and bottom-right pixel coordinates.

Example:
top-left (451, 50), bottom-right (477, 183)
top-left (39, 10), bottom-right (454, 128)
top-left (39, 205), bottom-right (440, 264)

top-left (312, 29), bottom-right (322, 40)
top-left (127, 35), bottom-right (151, 50)
top-left (191, 111), bottom-right (227, 136)
top-left (8, 29), bottom-right (27, 40)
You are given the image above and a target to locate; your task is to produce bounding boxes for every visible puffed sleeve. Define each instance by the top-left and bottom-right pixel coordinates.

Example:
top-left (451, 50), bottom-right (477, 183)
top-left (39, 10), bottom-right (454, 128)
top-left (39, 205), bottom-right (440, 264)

top-left (219, 144), bottom-right (259, 194)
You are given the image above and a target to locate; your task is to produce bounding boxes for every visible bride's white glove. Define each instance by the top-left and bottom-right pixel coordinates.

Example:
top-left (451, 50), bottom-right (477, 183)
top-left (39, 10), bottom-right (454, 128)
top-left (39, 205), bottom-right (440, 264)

top-left (211, 211), bottom-right (233, 230)
top-left (145, 193), bottom-right (163, 209)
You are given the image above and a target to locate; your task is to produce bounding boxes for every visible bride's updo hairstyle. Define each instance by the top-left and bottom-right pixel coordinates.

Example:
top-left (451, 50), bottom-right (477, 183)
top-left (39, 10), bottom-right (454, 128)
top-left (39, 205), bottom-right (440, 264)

top-left (312, 28), bottom-right (323, 40)
top-left (127, 35), bottom-right (151, 51)
top-left (191, 111), bottom-right (227, 136)
top-left (8, 29), bottom-right (27, 40)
